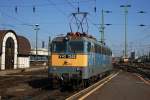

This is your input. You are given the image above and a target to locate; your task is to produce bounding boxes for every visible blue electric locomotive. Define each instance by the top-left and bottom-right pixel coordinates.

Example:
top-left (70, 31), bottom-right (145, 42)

top-left (48, 32), bottom-right (112, 88)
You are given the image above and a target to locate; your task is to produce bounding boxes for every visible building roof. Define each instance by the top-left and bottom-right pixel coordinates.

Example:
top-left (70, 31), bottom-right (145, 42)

top-left (17, 35), bottom-right (31, 56)
top-left (0, 30), bottom-right (31, 56)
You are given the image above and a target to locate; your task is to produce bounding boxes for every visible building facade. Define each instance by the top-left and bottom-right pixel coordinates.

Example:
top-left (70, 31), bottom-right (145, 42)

top-left (0, 30), bottom-right (31, 70)
top-left (30, 48), bottom-right (49, 66)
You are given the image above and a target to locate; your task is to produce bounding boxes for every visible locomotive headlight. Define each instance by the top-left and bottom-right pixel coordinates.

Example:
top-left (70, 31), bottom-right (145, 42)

top-left (64, 37), bottom-right (69, 42)
top-left (76, 68), bottom-right (82, 76)
top-left (65, 37), bottom-right (69, 40)
top-left (76, 68), bottom-right (80, 71)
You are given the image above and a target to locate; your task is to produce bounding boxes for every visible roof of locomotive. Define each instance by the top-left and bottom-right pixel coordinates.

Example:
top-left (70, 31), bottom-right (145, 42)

top-left (53, 32), bottom-right (96, 42)
top-left (52, 32), bottom-right (111, 50)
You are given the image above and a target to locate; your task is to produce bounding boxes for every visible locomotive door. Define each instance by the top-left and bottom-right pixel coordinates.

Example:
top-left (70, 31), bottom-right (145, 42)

top-left (5, 37), bottom-right (14, 69)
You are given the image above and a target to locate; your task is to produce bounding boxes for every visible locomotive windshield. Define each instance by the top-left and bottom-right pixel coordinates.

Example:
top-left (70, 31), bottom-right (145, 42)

top-left (52, 42), bottom-right (67, 53)
top-left (52, 41), bottom-right (84, 53)
top-left (69, 41), bottom-right (84, 53)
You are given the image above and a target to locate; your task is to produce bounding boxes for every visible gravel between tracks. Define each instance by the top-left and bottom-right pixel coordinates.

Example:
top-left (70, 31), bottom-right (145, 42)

top-left (0, 70), bottom-right (76, 100)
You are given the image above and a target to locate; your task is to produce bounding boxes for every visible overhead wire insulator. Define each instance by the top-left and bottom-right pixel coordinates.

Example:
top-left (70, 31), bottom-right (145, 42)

top-left (94, 0), bottom-right (96, 13)
top-left (15, 6), bottom-right (18, 13)
top-left (33, 6), bottom-right (36, 13)
top-left (138, 24), bottom-right (146, 27)
top-left (94, 6), bottom-right (96, 13)
top-left (138, 11), bottom-right (146, 13)
top-left (77, 7), bottom-right (80, 13)
top-left (105, 24), bottom-right (112, 26)
top-left (77, 1), bottom-right (80, 13)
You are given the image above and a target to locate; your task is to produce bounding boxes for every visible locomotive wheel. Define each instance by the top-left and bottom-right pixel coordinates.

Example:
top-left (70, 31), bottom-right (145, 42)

top-left (83, 79), bottom-right (90, 88)
top-left (48, 74), bottom-right (60, 89)
top-left (80, 80), bottom-right (85, 89)
top-left (71, 79), bottom-right (81, 90)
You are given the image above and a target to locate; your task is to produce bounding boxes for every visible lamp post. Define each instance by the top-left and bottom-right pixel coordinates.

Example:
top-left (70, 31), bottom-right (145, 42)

top-left (34, 24), bottom-right (40, 61)
top-left (120, 5), bottom-right (131, 59)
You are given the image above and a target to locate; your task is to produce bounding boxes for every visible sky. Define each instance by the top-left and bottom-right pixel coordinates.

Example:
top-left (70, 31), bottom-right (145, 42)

top-left (0, 0), bottom-right (150, 57)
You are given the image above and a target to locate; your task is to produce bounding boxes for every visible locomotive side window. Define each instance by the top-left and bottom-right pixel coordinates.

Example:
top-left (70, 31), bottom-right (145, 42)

top-left (69, 41), bottom-right (84, 53)
top-left (87, 42), bottom-right (91, 52)
top-left (52, 42), bottom-right (67, 53)
top-left (94, 44), bottom-right (102, 54)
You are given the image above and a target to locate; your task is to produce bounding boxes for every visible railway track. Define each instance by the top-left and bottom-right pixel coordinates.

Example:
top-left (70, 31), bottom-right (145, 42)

top-left (0, 65), bottom-right (148, 100)
top-left (0, 69), bottom-right (115, 100)
top-left (115, 64), bottom-right (150, 79)
top-left (0, 70), bottom-right (77, 100)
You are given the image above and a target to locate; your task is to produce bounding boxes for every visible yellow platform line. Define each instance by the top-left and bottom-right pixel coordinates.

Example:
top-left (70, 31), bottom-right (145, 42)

top-left (66, 71), bottom-right (120, 100)
top-left (78, 72), bottom-right (120, 100)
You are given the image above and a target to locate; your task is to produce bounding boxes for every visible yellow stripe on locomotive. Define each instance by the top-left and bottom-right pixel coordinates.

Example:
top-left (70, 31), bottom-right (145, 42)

top-left (51, 53), bottom-right (88, 67)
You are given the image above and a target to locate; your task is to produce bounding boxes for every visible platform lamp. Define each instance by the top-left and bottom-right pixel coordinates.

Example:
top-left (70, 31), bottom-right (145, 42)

top-left (34, 24), bottom-right (40, 61)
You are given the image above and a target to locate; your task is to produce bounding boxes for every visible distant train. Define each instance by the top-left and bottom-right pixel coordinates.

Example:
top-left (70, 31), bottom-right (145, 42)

top-left (48, 32), bottom-right (112, 88)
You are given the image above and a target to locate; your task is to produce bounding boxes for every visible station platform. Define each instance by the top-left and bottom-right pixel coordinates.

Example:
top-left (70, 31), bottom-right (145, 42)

top-left (81, 71), bottom-right (150, 100)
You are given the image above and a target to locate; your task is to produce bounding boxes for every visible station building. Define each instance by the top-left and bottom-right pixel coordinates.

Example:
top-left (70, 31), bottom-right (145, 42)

top-left (30, 48), bottom-right (49, 66)
top-left (0, 30), bottom-right (31, 70)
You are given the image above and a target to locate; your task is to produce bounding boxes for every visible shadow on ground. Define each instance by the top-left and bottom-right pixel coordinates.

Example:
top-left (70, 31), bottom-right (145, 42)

top-left (27, 78), bottom-right (54, 90)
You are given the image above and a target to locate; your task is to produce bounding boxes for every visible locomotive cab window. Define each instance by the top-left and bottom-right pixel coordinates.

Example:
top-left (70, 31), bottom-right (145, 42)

top-left (87, 42), bottom-right (91, 52)
top-left (69, 41), bottom-right (84, 53)
top-left (52, 42), bottom-right (67, 53)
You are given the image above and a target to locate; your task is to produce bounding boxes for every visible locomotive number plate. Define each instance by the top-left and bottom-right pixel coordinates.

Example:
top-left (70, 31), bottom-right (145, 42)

top-left (59, 54), bottom-right (76, 59)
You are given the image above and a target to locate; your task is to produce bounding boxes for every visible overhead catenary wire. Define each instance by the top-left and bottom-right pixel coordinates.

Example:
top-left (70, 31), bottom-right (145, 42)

top-left (47, 0), bottom-right (69, 17)
top-left (0, 0), bottom-right (93, 7)
top-left (65, 0), bottom-right (76, 10)
top-left (0, 9), bottom-right (32, 27)
top-left (0, 0), bottom-right (149, 57)
top-left (0, 8), bottom-right (53, 45)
